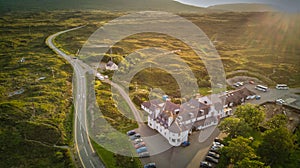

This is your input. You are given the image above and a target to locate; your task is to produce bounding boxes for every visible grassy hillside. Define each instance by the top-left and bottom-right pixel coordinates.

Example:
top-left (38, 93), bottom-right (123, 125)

top-left (56, 11), bottom-right (300, 99)
top-left (0, 11), bottom-right (94, 167)
top-left (0, 0), bottom-right (214, 13)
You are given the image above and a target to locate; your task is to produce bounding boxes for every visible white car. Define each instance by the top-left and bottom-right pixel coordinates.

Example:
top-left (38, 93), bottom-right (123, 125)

top-left (237, 82), bottom-right (244, 86)
top-left (276, 99), bottom-right (285, 104)
top-left (134, 138), bottom-right (143, 144)
top-left (247, 95), bottom-right (256, 100)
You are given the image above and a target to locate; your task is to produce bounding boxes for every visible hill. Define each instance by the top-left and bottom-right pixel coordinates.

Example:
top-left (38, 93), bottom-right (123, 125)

top-left (0, 0), bottom-right (214, 13)
top-left (208, 3), bottom-right (276, 12)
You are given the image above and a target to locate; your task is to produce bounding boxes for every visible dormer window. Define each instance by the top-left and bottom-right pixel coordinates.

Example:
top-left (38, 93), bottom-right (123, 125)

top-left (177, 116), bottom-right (183, 121)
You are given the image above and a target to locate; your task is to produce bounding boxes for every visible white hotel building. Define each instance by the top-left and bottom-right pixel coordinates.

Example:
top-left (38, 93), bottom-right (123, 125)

top-left (141, 87), bottom-right (254, 146)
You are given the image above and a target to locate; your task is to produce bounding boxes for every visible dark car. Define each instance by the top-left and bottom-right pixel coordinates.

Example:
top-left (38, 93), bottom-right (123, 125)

top-left (200, 161), bottom-right (212, 168)
top-left (207, 151), bottom-right (220, 159)
top-left (144, 162), bottom-right (156, 168)
top-left (138, 151), bottom-right (150, 158)
top-left (130, 133), bottom-right (141, 140)
top-left (209, 149), bottom-right (220, 154)
top-left (181, 141), bottom-right (190, 147)
top-left (127, 130), bottom-right (136, 136)
top-left (205, 156), bottom-right (218, 164)
top-left (214, 137), bottom-right (223, 143)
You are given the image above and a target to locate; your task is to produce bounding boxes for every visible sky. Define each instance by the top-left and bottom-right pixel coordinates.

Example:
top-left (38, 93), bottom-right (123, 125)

top-left (174, 0), bottom-right (300, 12)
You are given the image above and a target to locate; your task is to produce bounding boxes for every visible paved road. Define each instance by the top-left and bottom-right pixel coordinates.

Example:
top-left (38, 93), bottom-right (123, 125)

top-left (46, 26), bottom-right (105, 168)
top-left (46, 26), bottom-right (146, 168)
top-left (106, 80), bottom-right (145, 126)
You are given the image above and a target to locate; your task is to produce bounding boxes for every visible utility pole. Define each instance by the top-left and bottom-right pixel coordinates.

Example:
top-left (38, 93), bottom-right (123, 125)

top-left (110, 47), bottom-right (113, 61)
top-left (51, 67), bottom-right (55, 78)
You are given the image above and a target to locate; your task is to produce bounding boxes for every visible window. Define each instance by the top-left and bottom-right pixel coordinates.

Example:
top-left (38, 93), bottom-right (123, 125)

top-left (172, 139), bottom-right (175, 142)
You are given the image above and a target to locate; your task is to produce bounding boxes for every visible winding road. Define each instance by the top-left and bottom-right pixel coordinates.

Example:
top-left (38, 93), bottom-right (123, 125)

top-left (46, 26), bottom-right (144, 168)
top-left (46, 26), bottom-right (104, 168)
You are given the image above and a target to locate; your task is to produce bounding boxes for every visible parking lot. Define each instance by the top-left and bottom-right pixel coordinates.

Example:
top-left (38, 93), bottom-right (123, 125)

top-left (227, 76), bottom-right (300, 109)
top-left (133, 124), bottom-right (220, 168)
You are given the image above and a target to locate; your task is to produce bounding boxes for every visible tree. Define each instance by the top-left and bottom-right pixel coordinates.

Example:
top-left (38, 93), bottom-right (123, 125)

top-left (235, 104), bottom-right (265, 129)
top-left (236, 157), bottom-right (269, 168)
top-left (224, 136), bottom-right (257, 163)
top-left (218, 117), bottom-right (252, 138)
top-left (264, 114), bottom-right (287, 130)
top-left (258, 127), bottom-right (295, 166)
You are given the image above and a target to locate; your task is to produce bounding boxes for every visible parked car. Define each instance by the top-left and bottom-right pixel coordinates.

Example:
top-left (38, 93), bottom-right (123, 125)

top-left (209, 149), bottom-right (220, 154)
top-left (130, 133), bottom-right (141, 140)
top-left (276, 99), bottom-right (285, 104)
top-left (205, 156), bottom-right (218, 164)
top-left (255, 95), bottom-right (261, 100)
top-left (249, 80), bottom-right (255, 84)
top-left (134, 138), bottom-right (143, 144)
top-left (181, 141), bottom-right (190, 147)
top-left (214, 137), bottom-right (222, 143)
top-left (136, 146), bottom-right (147, 153)
top-left (237, 82), bottom-right (244, 86)
top-left (233, 83), bottom-right (240, 87)
top-left (127, 130), bottom-right (136, 136)
top-left (213, 142), bottom-right (224, 148)
top-left (138, 151), bottom-right (150, 158)
top-left (200, 161), bottom-right (212, 168)
top-left (211, 145), bottom-right (222, 151)
top-left (144, 162), bottom-right (156, 168)
top-left (247, 95), bottom-right (256, 100)
top-left (207, 151), bottom-right (220, 159)
top-left (135, 142), bottom-right (146, 149)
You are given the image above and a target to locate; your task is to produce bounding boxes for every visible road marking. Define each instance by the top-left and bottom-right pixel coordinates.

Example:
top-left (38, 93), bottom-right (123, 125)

top-left (81, 133), bottom-right (84, 142)
top-left (89, 160), bottom-right (96, 168)
top-left (84, 146), bottom-right (88, 156)
top-left (47, 26), bottom-right (89, 168)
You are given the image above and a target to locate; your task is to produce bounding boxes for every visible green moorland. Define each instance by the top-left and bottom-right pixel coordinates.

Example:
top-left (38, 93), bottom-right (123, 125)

top-left (56, 12), bottom-right (300, 101)
top-left (0, 10), bottom-right (141, 168)
top-left (0, 11), bottom-right (115, 167)
top-left (92, 80), bottom-right (141, 168)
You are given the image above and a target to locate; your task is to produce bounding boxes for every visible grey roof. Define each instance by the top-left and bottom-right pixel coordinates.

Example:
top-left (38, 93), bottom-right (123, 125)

top-left (143, 88), bottom-right (253, 133)
top-left (164, 101), bottom-right (180, 112)
top-left (168, 120), bottom-right (193, 133)
top-left (193, 116), bottom-right (218, 128)
top-left (106, 61), bottom-right (117, 67)
top-left (224, 87), bottom-right (254, 105)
